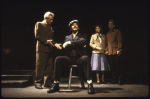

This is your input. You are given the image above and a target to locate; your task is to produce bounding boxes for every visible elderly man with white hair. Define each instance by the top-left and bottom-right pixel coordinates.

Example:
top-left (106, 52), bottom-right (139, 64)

top-left (34, 11), bottom-right (62, 89)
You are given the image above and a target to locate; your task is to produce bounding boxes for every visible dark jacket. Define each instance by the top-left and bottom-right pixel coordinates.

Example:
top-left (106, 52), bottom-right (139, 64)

top-left (64, 33), bottom-right (87, 57)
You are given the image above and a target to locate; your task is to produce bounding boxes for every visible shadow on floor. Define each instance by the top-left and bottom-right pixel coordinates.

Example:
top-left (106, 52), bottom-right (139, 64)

top-left (94, 87), bottom-right (123, 93)
top-left (44, 86), bottom-right (124, 93)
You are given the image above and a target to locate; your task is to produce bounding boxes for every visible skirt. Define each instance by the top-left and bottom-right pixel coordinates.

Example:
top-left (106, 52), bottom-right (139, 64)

top-left (91, 53), bottom-right (110, 71)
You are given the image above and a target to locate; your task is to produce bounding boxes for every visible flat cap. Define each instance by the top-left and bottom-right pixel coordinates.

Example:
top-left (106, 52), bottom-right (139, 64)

top-left (68, 20), bottom-right (78, 27)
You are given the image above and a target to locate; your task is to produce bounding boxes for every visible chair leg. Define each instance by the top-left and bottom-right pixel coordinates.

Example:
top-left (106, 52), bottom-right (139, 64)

top-left (68, 68), bottom-right (72, 89)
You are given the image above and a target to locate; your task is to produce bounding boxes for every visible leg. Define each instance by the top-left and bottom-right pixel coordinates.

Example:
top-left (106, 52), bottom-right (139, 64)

top-left (77, 55), bottom-right (95, 94)
top-left (96, 71), bottom-right (100, 83)
top-left (107, 55), bottom-right (117, 84)
top-left (115, 55), bottom-right (122, 85)
top-left (47, 56), bottom-right (71, 93)
top-left (77, 55), bottom-right (92, 80)
top-left (35, 52), bottom-right (48, 89)
top-left (101, 71), bottom-right (105, 83)
top-left (78, 67), bottom-right (85, 88)
top-left (53, 56), bottom-right (72, 81)
top-left (44, 54), bottom-right (54, 87)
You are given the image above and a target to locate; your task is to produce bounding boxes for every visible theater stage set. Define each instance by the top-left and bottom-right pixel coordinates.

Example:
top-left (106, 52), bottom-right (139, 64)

top-left (1, 0), bottom-right (149, 98)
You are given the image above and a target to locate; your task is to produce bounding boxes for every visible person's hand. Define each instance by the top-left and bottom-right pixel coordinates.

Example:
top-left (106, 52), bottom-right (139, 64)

top-left (55, 43), bottom-right (62, 49)
top-left (83, 45), bottom-right (86, 48)
top-left (47, 40), bottom-right (54, 47)
top-left (105, 51), bottom-right (108, 55)
top-left (117, 51), bottom-right (121, 55)
top-left (63, 41), bottom-right (71, 48)
top-left (97, 47), bottom-right (103, 52)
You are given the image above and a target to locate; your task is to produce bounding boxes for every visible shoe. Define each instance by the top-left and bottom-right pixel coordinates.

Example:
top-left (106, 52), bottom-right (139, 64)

top-left (101, 82), bottom-right (106, 84)
top-left (118, 80), bottom-right (122, 85)
top-left (96, 81), bottom-right (101, 84)
top-left (47, 83), bottom-right (59, 93)
top-left (35, 85), bottom-right (42, 89)
top-left (118, 76), bottom-right (122, 85)
top-left (88, 83), bottom-right (95, 94)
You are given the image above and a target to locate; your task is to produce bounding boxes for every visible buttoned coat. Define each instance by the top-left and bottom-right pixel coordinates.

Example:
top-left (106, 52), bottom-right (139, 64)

top-left (34, 20), bottom-right (55, 52)
top-left (90, 33), bottom-right (107, 53)
top-left (106, 29), bottom-right (122, 55)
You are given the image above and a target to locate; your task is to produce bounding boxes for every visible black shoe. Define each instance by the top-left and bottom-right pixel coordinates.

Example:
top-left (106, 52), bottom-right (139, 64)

top-left (96, 82), bottom-right (101, 84)
top-left (35, 85), bottom-right (42, 89)
top-left (88, 83), bottom-right (95, 94)
top-left (102, 82), bottom-right (106, 84)
top-left (47, 83), bottom-right (59, 93)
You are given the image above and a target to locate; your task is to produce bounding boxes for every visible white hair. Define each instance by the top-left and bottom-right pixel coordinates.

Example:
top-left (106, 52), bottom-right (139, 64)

top-left (44, 11), bottom-right (54, 19)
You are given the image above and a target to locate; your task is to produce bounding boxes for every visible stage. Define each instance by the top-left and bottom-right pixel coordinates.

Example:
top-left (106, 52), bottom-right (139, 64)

top-left (1, 81), bottom-right (149, 98)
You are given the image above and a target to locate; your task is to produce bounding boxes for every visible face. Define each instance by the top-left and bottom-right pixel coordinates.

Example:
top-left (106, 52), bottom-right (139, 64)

top-left (95, 26), bottom-right (101, 33)
top-left (71, 23), bottom-right (79, 31)
top-left (45, 15), bottom-right (53, 25)
top-left (108, 22), bottom-right (115, 29)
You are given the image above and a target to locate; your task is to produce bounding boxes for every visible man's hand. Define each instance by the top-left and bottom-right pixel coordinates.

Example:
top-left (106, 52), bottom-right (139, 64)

top-left (63, 41), bottom-right (71, 48)
top-left (117, 51), bottom-right (121, 55)
top-left (55, 43), bottom-right (62, 49)
top-left (105, 51), bottom-right (108, 55)
top-left (47, 40), bottom-right (54, 47)
top-left (97, 47), bottom-right (103, 52)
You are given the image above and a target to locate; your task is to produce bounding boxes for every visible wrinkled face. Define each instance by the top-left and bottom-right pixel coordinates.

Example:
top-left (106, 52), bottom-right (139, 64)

top-left (95, 26), bottom-right (101, 33)
top-left (108, 22), bottom-right (115, 29)
top-left (71, 23), bottom-right (79, 31)
top-left (45, 15), bottom-right (53, 25)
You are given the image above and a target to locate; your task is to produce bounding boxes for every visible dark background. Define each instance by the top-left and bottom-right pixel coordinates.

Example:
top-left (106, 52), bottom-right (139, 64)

top-left (1, 0), bottom-right (148, 84)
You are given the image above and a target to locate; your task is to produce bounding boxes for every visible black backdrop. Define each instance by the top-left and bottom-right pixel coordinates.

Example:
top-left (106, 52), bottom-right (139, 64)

top-left (1, 0), bottom-right (148, 84)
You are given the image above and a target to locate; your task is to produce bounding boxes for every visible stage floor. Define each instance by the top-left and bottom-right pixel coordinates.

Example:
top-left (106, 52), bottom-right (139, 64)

top-left (1, 81), bottom-right (149, 98)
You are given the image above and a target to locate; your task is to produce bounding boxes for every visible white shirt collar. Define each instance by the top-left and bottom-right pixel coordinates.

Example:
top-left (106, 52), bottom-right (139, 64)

top-left (72, 31), bottom-right (78, 39)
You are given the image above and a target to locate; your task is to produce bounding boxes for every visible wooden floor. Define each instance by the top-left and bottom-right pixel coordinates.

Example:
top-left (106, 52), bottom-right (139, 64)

top-left (1, 82), bottom-right (149, 98)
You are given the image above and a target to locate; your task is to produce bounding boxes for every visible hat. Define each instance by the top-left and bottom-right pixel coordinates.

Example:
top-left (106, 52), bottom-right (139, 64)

top-left (68, 20), bottom-right (78, 27)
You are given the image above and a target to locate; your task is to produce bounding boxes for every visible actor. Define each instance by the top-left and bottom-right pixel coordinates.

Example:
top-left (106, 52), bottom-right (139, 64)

top-left (47, 20), bottom-right (95, 94)
top-left (106, 20), bottom-right (122, 85)
top-left (90, 25), bottom-right (110, 84)
top-left (34, 11), bottom-right (62, 89)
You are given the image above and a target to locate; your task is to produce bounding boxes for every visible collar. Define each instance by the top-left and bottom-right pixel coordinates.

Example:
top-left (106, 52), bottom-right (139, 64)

top-left (43, 20), bottom-right (47, 24)
top-left (109, 28), bottom-right (115, 32)
top-left (72, 31), bottom-right (78, 36)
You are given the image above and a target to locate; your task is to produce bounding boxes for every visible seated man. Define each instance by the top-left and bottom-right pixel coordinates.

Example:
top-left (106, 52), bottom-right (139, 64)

top-left (47, 20), bottom-right (95, 94)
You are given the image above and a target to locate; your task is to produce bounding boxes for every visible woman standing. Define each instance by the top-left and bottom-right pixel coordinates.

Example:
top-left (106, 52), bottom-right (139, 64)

top-left (90, 25), bottom-right (110, 84)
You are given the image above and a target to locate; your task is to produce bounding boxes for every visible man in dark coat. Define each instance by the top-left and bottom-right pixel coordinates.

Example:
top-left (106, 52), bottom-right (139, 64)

top-left (34, 11), bottom-right (62, 89)
top-left (47, 20), bottom-right (95, 94)
top-left (106, 19), bottom-right (122, 85)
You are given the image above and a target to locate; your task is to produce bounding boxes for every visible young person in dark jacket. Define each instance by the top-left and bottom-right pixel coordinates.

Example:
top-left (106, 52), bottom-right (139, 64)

top-left (47, 20), bottom-right (95, 94)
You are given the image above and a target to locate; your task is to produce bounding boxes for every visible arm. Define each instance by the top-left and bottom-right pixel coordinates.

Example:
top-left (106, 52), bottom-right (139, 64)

top-left (89, 35), bottom-right (97, 49)
top-left (89, 35), bottom-right (103, 51)
top-left (34, 22), bottom-right (47, 45)
top-left (63, 34), bottom-right (87, 49)
top-left (105, 33), bottom-right (109, 54)
top-left (117, 29), bottom-right (122, 54)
